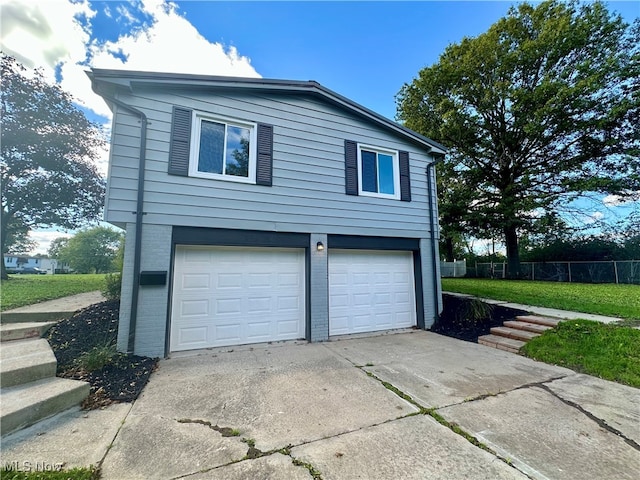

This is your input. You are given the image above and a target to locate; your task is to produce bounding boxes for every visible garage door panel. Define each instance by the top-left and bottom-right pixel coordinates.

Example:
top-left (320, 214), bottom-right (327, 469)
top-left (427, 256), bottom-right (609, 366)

top-left (248, 272), bottom-right (271, 288)
top-left (216, 297), bottom-right (242, 314)
top-left (374, 292), bottom-right (392, 306)
top-left (277, 318), bottom-right (301, 334)
top-left (217, 272), bottom-right (242, 288)
top-left (329, 250), bottom-right (416, 336)
top-left (178, 327), bottom-right (208, 346)
top-left (171, 246), bottom-right (305, 352)
top-left (374, 313), bottom-right (393, 328)
top-left (181, 273), bottom-right (211, 290)
top-left (277, 295), bottom-right (301, 310)
top-left (179, 299), bottom-right (210, 317)
top-left (215, 324), bottom-right (241, 343)
top-left (247, 297), bottom-right (272, 313)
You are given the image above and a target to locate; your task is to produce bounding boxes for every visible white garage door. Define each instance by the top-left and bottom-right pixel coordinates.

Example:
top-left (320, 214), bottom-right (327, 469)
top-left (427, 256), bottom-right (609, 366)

top-left (329, 250), bottom-right (416, 336)
top-left (171, 246), bottom-right (305, 351)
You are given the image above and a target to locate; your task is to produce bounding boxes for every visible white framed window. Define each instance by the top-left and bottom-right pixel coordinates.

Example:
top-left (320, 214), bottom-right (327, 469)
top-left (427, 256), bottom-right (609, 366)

top-left (189, 111), bottom-right (258, 183)
top-left (357, 144), bottom-right (400, 199)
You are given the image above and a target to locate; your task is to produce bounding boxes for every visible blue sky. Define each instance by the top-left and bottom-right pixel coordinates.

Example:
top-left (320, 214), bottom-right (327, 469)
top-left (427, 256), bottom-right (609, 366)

top-left (1, 0), bottom-right (638, 253)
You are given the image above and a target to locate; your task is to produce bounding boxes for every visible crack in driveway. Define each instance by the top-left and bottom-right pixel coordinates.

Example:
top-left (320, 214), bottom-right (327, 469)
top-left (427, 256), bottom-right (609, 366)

top-left (535, 383), bottom-right (640, 451)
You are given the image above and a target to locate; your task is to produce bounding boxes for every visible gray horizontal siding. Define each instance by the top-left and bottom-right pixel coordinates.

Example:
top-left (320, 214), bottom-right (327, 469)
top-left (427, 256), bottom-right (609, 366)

top-left (104, 87), bottom-right (438, 238)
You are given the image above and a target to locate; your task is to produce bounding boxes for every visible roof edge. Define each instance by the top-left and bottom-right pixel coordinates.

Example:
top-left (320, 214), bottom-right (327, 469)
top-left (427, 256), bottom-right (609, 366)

top-left (88, 68), bottom-right (448, 154)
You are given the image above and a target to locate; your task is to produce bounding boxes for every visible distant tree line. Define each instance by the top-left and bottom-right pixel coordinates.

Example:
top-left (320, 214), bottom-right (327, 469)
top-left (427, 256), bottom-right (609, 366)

top-left (49, 226), bottom-right (123, 274)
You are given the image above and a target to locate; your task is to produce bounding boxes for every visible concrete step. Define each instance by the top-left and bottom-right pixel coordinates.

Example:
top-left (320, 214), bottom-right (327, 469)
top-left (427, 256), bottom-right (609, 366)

top-left (1, 291), bottom-right (106, 324)
top-left (0, 339), bottom-right (57, 388)
top-left (0, 322), bottom-right (56, 342)
top-left (478, 334), bottom-right (526, 354)
top-left (490, 326), bottom-right (541, 342)
top-left (503, 320), bottom-right (552, 334)
top-left (515, 315), bottom-right (562, 328)
top-left (1, 311), bottom-right (71, 324)
top-left (1, 377), bottom-right (90, 436)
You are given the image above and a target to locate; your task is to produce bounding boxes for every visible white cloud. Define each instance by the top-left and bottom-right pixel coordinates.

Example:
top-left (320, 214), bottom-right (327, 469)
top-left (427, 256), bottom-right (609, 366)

top-left (583, 211), bottom-right (605, 225)
top-left (2, 0), bottom-right (261, 118)
top-left (0, 0), bottom-right (94, 80)
top-left (87, 0), bottom-right (259, 77)
top-left (603, 193), bottom-right (639, 207)
top-left (28, 230), bottom-right (73, 256)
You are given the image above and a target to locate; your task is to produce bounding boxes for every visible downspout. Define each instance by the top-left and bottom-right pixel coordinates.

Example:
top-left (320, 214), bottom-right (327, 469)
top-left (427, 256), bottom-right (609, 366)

top-left (426, 154), bottom-right (445, 326)
top-left (91, 80), bottom-right (147, 354)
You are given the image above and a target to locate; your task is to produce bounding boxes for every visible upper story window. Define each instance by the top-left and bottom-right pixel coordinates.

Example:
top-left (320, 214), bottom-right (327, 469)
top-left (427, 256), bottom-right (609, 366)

top-left (357, 144), bottom-right (400, 200)
top-left (189, 112), bottom-right (257, 183)
top-left (344, 140), bottom-right (411, 202)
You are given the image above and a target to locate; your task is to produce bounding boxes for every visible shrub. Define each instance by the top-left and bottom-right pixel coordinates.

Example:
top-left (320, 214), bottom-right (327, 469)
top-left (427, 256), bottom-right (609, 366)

top-left (102, 272), bottom-right (121, 300)
top-left (75, 343), bottom-right (118, 372)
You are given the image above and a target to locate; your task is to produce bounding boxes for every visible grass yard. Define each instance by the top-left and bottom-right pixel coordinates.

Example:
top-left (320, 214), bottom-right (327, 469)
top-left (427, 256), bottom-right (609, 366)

top-left (522, 320), bottom-right (640, 388)
top-left (0, 466), bottom-right (98, 480)
top-left (441, 278), bottom-right (640, 320)
top-left (1, 274), bottom-right (107, 310)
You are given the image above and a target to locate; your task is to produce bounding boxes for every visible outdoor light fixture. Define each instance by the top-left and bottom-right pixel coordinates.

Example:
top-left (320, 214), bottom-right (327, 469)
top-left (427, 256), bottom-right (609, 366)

top-left (316, 241), bottom-right (325, 251)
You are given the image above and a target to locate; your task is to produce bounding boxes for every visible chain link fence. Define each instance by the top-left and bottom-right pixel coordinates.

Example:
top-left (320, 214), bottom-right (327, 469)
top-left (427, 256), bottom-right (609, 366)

top-left (471, 260), bottom-right (640, 284)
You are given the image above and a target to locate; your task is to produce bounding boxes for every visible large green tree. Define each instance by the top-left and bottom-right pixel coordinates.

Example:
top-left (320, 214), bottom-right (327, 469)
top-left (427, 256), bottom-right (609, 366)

top-left (1, 54), bottom-right (106, 279)
top-left (49, 226), bottom-right (123, 274)
top-left (396, 0), bottom-right (640, 278)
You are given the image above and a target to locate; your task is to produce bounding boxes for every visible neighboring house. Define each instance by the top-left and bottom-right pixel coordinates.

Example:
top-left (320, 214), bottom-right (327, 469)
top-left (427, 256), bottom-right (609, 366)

top-left (89, 69), bottom-right (447, 358)
top-left (3, 255), bottom-right (71, 274)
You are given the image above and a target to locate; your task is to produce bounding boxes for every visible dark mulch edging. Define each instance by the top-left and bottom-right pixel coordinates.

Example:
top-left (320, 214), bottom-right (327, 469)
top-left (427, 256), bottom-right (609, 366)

top-left (47, 300), bottom-right (158, 409)
top-left (432, 293), bottom-right (529, 342)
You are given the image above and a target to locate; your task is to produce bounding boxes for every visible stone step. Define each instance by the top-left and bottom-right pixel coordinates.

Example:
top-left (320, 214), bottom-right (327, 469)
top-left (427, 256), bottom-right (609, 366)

top-left (1, 377), bottom-right (90, 436)
top-left (515, 315), bottom-right (562, 328)
top-left (0, 322), bottom-right (56, 342)
top-left (490, 326), bottom-right (541, 342)
top-left (1, 311), bottom-right (71, 324)
top-left (0, 338), bottom-right (58, 388)
top-left (503, 320), bottom-right (552, 334)
top-left (478, 334), bottom-right (526, 354)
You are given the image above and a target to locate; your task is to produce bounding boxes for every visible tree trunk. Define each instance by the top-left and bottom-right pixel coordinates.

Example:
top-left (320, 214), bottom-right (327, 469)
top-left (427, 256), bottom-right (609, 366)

top-left (444, 236), bottom-right (455, 262)
top-left (504, 224), bottom-right (521, 279)
top-left (0, 213), bottom-right (9, 280)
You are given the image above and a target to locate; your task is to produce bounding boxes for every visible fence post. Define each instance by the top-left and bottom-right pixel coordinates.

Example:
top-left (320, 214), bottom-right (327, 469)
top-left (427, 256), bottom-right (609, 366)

top-left (532, 262), bottom-right (535, 281)
top-left (568, 262), bottom-right (572, 283)
top-left (613, 261), bottom-right (619, 284)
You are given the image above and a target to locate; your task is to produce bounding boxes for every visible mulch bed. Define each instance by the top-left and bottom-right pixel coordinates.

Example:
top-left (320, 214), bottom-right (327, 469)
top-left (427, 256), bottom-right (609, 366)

top-left (432, 293), bottom-right (529, 342)
top-left (47, 300), bottom-right (158, 409)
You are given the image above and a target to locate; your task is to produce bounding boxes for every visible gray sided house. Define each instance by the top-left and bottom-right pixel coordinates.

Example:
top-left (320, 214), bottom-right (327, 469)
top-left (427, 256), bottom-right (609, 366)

top-left (89, 69), bottom-right (446, 358)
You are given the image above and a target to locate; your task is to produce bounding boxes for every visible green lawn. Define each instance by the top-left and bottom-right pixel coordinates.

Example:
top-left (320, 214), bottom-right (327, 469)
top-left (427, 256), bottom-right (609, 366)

top-left (0, 466), bottom-right (98, 480)
top-left (441, 278), bottom-right (640, 320)
top-left (1, 274), bottom-right (107, 310)
top-left (522, 320), bottom-right (640, 388)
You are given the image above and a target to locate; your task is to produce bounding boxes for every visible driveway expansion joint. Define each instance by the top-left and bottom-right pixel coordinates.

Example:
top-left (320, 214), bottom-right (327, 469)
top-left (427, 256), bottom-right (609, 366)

top-left (470, 375), bottom-right (640, 452)
top-left (536, 384), bottom-right (640, 451)
top-left (439, 374), bottom-right (571, 409)
top-left (353, 364), bottom-right (533, 476)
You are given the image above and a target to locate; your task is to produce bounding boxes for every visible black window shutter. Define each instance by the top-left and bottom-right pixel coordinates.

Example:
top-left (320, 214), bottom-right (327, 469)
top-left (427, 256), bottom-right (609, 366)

top-left (399, 151), bottom-right (411, 202)
top-left (168, 107), bottom-right (192, 176)
top-left (344, 140), bottom-right (358, 196)
top-left (256, 124), bottom-right (273, 186)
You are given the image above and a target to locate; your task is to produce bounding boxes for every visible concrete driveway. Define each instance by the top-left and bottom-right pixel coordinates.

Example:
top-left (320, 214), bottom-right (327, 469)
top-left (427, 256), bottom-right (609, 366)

top-left (3, 331), bottom-right (639, 479)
